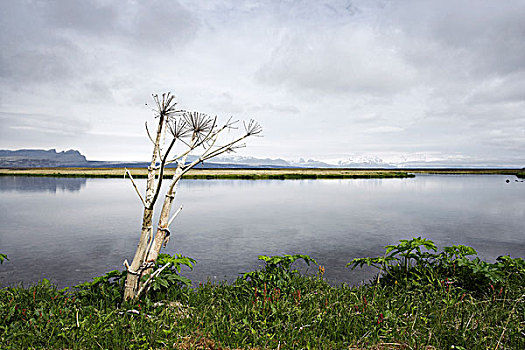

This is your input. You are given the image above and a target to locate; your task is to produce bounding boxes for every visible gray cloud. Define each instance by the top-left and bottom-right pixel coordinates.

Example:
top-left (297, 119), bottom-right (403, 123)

top-left (0, 0), bottom-right (199, 92)
top-left (0, 112), bottom-right (90, 135)
top-left (42, 0), bottom-right (118, 35)
top-left (0, 0), bottom-right (524, 166)
top-left (0, 111), bottom-right (91, 151)
top-left (465, 72), bottom-right (525, 105)
top-left (257, 24), bottom-right (417, 96)
top-left (131, 1), bottom-right (198, 48)
top-left (387, 0), bottom-right (525, 76)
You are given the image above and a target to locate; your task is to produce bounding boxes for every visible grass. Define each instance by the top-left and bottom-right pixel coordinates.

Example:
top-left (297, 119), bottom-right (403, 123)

top-left (0, 167), bottom-right (416, 179)
top-left (406, 168), bottom-right (521, 175)
top-left (1, 242), bottom-right (523, 349)
top-left (1, 167), bottom-right (523, 180)
top-left (1, 271), bottom-right (522, 349)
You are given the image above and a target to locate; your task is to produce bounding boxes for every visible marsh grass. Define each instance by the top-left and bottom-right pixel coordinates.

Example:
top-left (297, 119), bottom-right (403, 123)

top-left (1, 246), bottom-right (523, 349)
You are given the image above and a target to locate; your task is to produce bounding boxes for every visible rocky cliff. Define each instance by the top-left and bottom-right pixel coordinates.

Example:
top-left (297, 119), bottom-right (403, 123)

top-left (0, 149), bottom-right (88, 167)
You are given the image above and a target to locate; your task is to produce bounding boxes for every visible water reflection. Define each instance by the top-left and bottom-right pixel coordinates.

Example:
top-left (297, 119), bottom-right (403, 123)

top-left (0, 175), bottom-right (524, 288)
top-left (0, 176), bottom-right (86, 193)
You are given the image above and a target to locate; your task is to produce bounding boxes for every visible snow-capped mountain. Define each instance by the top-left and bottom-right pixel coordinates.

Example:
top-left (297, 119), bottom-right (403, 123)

top-left (336, 156), bottom-right (392, 168)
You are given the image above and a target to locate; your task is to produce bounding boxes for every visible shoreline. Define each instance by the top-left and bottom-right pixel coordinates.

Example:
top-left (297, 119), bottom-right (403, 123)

top-left (0, 167), bottom-right (522, 179)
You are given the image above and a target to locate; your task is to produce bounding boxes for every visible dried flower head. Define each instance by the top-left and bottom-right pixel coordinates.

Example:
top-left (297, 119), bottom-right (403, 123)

top-left (244, 119), bottom-right (262, 136)
top-left (182, 111), bottom-right (216, 142)
top-left (167, 118), bottom-right (191, 139)
top-left (151, 93), bottom-right (179, 119)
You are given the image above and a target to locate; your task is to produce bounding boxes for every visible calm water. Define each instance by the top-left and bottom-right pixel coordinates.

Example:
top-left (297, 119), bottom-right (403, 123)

top-left (0, 175), bottom-right (524, 288)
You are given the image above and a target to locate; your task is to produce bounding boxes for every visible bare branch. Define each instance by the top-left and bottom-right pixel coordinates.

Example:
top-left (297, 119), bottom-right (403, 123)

top-left (153, 94), bottom-right (162, 114)
top-left (168, 205), bottom-right (183, 227)
top-left (224, 143), bottom-right (246, 153)
top-left (124, 168), bottom-right (146, 207)
top-left (201, 134), bottom-right (250, 161)
top-left (136, 262), bottom-right (171, 298)
top-left (165, 147), bottom-right (192, 166)
top-left (195, 117), bottom-right (239, 159)
top-left (145, 122), bottom-right (155, 145)
top-left (197, 119), bottom-right (260, 161)
top-left (224, 116), bottom-right (238, 130)
top-left (149, 135), bottom-right (178, 210)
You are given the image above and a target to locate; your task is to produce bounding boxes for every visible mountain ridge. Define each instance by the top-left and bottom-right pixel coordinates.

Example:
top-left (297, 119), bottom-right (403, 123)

top-left (0, 149), bottom-right (522, 169)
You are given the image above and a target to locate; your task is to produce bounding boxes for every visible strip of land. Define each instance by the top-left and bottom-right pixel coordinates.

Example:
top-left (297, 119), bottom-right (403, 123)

top-left (0, 167), bottom-right (523, 179)
top-left (407, 168), bottom-right (522, 175)
top-left (0, 167), bottom-right (418, 179)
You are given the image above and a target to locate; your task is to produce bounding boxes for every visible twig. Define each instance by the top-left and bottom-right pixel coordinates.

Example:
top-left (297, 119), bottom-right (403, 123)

top-left (117, 309), bottom-right (153, 318)
top-left (462, 313), bottom-right (474, 339)
top-left (411, 310), bottom-right (418, 332)
top-left (168, 206), bottom-right (183, 227)
top-left (124, 169), bottom-right (146, 207)
top-left (357, 330), bottom-right (372, 345)
top-left (136, 262), bottom-right (171, 298)
top-left (145, 122), bottom-right (155, 145)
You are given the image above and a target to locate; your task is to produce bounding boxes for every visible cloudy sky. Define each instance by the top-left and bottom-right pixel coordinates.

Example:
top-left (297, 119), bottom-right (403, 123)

top-left (1, 0), bottom-right (524, 166)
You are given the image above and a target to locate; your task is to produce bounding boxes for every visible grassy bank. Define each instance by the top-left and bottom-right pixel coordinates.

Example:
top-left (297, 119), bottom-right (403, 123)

top-left (0, 167), bottom-right (415, 179)
top-left (0, 167), bottom-right (522, 180)
top-left (1, 239), bottom-right (523, 349)
top-left (407, 168), bottom-right (521, 175)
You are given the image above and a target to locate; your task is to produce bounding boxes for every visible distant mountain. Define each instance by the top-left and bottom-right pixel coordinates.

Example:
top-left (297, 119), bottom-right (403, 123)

top-left (336, 156), bottom-right (393, 168)
top-left (0, 149), bottom-right (88, 167)
top-left (0, 150), bottom-right (298, 168)
top-left (3, 149), bottom-right (519, 169)
top-left (207, 155), bottom-right (291, 167)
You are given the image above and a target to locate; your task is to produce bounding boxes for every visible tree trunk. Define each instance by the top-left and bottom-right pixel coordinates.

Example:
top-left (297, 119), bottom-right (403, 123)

top-left (145, 187), bottom-right (178, 262)
top-left (141, 159), bottom-right (186, 280)
top-left (123, 208), bottom-right (154, 300)
top-left (123, 111), bottom-right (165, 301)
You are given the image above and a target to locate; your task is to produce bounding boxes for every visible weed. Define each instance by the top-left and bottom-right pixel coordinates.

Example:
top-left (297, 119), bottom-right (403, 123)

top-left (347, 237), bottom-right (525, 295)
top-left (1, 247), bottom-right (523, 349)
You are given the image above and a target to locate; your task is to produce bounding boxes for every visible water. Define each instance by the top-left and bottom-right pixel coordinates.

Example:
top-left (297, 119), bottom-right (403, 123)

top-left (0, 175), bottom-right (524, 288)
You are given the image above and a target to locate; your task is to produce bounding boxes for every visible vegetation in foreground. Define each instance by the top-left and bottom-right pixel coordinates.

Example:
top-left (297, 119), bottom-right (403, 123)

top-left (1, 238), bottom-right (524, 349)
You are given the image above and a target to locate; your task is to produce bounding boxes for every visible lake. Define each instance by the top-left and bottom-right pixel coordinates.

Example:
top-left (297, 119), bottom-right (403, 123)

top-left (0, 175), bottom-right (524, 288)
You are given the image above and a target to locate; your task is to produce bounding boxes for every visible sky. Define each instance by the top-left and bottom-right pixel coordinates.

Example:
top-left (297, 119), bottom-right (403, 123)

top-left (1, 0), bottom-right (524, 167)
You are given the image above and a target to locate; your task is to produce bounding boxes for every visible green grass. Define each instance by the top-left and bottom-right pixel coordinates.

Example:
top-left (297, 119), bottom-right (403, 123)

top-left (1, 244), bottom-right (523, 349)
top-left (0, 170), bottom-right (415, 180)
top-left (181, 172), bottom-right (415, 180)
top-left (4, 166), bottom-right (524, 180)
